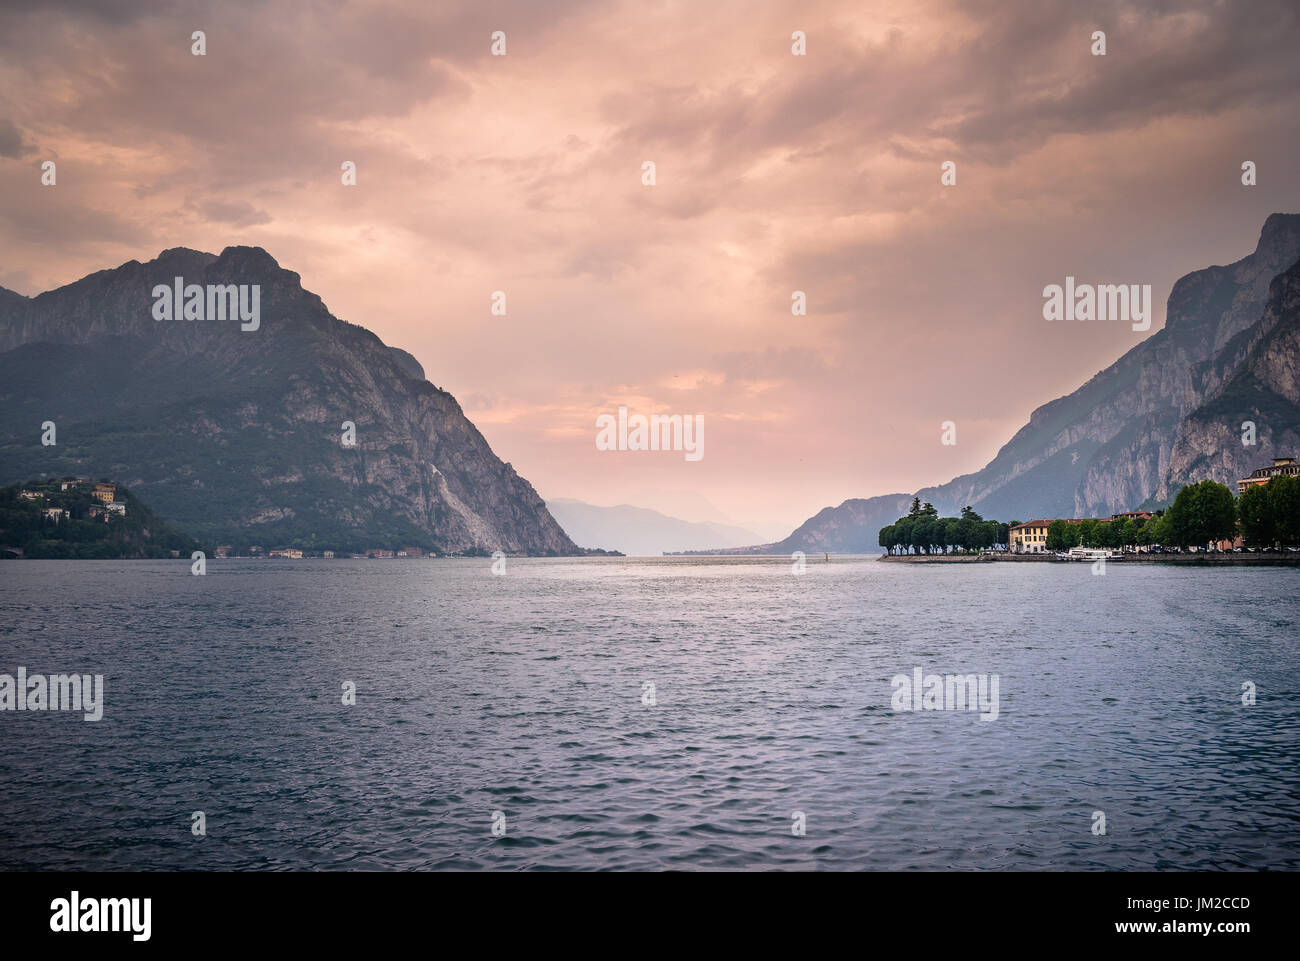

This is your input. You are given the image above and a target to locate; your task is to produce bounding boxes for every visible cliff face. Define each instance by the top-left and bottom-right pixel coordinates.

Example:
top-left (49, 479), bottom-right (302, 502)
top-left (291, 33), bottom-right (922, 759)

top-left (0, 246), bottom-right (579, 555)
top-left (1156, 258), bottom-right (1300, 501)
top-left (915, 213), bottom-right (1300, 519)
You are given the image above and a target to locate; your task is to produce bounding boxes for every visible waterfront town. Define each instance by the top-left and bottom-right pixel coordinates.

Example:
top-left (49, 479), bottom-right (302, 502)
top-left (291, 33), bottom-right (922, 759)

top-left (212, 546), bottom-right (429, 559)
top-left (881, 456), bottom-right (1300, 560)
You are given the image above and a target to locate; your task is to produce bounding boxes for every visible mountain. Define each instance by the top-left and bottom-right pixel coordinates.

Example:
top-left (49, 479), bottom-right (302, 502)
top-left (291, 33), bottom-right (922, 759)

top-left (0, 246), bottom-right (579, 555)
top-left (545, 498), bottom-right (764, 555)
top-left (775, 212), bottom-right (1300, 550)
top-left (914, 213), bottom-right (1300, 519)
top-left (766, 494), bottom-right (914, 554)
top-left (1155, 256), bottom-right (1300, 501)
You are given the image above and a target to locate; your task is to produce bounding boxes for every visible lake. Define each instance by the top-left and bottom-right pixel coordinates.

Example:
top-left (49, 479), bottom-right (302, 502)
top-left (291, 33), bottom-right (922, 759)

top-left (1, 556), bottom-right (1296, 870)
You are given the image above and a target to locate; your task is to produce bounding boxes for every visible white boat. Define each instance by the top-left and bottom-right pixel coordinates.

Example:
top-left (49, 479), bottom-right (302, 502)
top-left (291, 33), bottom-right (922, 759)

top-left (1066, 547), bottom-right (1119, 559)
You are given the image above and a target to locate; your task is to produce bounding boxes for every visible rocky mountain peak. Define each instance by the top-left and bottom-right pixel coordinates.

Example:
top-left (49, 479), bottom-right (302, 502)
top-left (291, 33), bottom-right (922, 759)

top-left (0, 248), bottom-right (580, 555)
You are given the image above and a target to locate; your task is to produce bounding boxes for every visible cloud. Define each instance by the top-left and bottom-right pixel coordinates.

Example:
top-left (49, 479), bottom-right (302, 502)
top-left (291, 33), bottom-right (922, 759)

top-left (0, 119), bottom-right (30, 158)
top-left (189, 198), bottom-right (272, 228)
top-left (0, 0), bottom-right (1297, 528)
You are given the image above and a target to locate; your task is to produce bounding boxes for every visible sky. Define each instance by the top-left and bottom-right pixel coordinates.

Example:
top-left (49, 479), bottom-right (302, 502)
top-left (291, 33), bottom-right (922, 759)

top-left (2, 0), bottom-right (1298, 538)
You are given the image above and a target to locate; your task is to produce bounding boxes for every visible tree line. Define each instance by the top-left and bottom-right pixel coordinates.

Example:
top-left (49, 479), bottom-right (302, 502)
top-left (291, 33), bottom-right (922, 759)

top-left (877, 477), bottom-right (1300, 555)
top-left (878, 500), bottom-right (1009, 555)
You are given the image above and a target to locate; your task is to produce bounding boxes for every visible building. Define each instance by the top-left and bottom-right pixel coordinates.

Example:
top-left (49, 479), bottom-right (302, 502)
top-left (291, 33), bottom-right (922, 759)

top-left (1009, 520), bottom-right (1053, 553)
top-left (105, 501), bottom-right (126, 516)
top-left (18, 489), bottom-right (42, 501)
top-left (1238, 456), bottom-right (1299, 493)
top-left (1111, 511), bottom-right (1153, 522)
top-left (41, 507), bottom-right (67, 523)
top-left (92, 483), bottom-right (117, 504)
top-left (268, 548), bottom-right (303, 559)
top-left (214, 545), bottom-right (232, 558)
top-left (366, 548), bottom-right (395, 559)
top-left (322, 550), bottom-right (335, 559)
top-left (1010, 516), bottom-right (1113, 553)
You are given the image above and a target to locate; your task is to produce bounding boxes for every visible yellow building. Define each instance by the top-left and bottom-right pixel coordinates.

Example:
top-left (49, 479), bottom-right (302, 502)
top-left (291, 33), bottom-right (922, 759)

top-left (92, 483), bottom-right (116, 503)
top-left (1238, 456), bottom-right (1298, 493)
top-left (1009, 520), bottom-right (1053, 553)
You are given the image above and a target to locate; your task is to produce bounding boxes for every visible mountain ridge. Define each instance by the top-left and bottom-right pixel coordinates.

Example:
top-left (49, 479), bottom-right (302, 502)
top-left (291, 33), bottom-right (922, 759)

top-left (0, 246), bottom-right (579, 555)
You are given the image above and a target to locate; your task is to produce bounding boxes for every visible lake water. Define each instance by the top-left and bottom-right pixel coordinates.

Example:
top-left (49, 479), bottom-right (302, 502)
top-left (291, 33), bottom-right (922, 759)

top-left (1, 556), bottom-right (1297, 871)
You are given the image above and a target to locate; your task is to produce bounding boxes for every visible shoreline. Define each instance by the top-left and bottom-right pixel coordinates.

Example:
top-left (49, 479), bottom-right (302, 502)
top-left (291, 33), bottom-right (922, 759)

top-left (880, 551), bottom-right (1300, 566)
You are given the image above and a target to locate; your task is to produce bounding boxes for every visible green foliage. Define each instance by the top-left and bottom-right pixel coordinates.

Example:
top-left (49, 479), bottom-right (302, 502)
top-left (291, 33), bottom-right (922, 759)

top-left (1121, 519), bottom-right (1139, 547)
top-left (1237, 483), bottom-right (1275, 547)
top-left (1237, 475), bottom-right (1300, 548)
top-left (1076, 519), bottom-right (1097, 547)
top-left (1270, 474), bottom-right (1300, 546)
top-left (880, 511), bottom-right (1000, 554)
top-left (1165, 480), bottom-right (1237, 547)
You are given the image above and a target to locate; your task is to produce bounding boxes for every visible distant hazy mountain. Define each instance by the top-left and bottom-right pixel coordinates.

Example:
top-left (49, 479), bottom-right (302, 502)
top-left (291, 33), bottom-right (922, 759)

top-left (0, 246), bottom-right (578, 555)
top-left (775, 213), bottom-right (1300, 551)
top-left (546, 498), bottom-right (765, 555)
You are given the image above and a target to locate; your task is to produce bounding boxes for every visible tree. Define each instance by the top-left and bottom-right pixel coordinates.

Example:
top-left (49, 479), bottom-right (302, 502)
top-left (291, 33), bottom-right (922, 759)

top-left (1076, 519), bottom-right (1098, 548)
top-left (934, 517), bottom-right (951, 554)
top-left (907, 497), bottom-right (922, 518)
top-left (1099, 520), bottom-right (1122, 550)
top-left (1201, 481), bottom-right (1239, 546)
top-left (961, 505), bottom-right (983, 522)
top-left (1167, 480), bottom-right (1236, 547)
top-left (1238, 484), bottom-right (1274, 548)
top-left (895, 516), bottom-right (915, 553)
top-left (1153, 512), bottom-right (1173, 547)
top-left (1121, 519), bottom-right (1139, 551)
top-left (1168, 485), bottom-right (1194, 546)
top-left (1136, 518), bottom-right (1155, 550)
top-left (1046, 519), bottom-right (1069, 552)
top-left (879, 524), bottom-right (896, 555)
top-left (1270, 474), bottom-right (1300, 546)
top-left (914, 516), bottom-right (936, 554)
